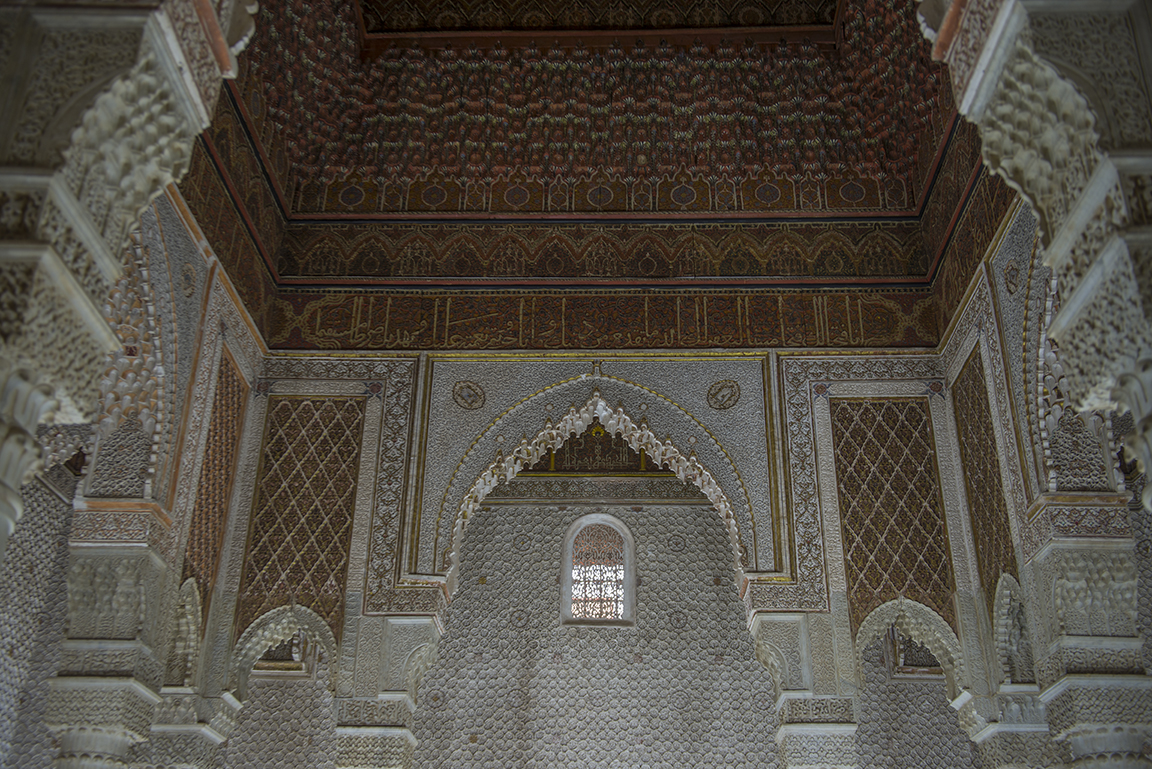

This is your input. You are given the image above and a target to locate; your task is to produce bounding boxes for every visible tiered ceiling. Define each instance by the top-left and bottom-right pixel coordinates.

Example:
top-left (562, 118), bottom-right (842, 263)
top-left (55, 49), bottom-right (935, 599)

top-left (180, 0), bottom-right (1015, 350)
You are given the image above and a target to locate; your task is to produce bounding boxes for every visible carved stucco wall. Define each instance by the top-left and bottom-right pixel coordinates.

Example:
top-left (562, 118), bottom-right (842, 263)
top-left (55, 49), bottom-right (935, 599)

top-left (224, 655), bottom-right (338, 768)
top-left (412, 500), bottom-right (780, 768)
top-left (829, 397), bottom-right (958, 633)
top-left (234, 395), bottom-right (367, 639)
top-left (182, 352), bottom-right (248, 626)
top-left (856, 637), bottom-right (979, 769)
top-left (0, 479), bottom-right (74, 767)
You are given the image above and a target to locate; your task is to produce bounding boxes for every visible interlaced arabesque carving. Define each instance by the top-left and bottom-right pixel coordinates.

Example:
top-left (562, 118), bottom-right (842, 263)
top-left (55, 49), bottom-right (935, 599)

top-left (414, 503), bottom-right (779, 769)
top-left (830, 398), bottom-right (957, 632)
top-left (951, 350), bottom-right (1018, 619)
top-left (359, 0), bottom-right (835, 32)
top-left (244, 0), bottom-right (948, 199)
top-left (235, 396), bottom-right (366, 638)
top-left (182, 353), bottom-right (247, 626)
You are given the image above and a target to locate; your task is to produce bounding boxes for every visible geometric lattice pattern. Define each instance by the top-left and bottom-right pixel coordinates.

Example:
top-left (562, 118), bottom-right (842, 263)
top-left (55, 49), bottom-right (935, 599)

top-left (951, 350), bottom-right (1017, 620)
top-left (235, 397), bottom-right (366, 639)
top-left (182, 354), bottom-right (249, 625)
top-left (570, 523), bottom-right (626, 619)
top-left (831, 398), bottom-right (957, 634)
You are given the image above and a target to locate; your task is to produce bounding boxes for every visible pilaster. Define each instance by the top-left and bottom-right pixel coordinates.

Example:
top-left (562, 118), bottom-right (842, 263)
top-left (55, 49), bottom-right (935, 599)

top-left (334, 616), bottom-right (439, 769)
top-left (0, 0), bottom-right (219, 567)
top-left (46, 545), bottom-right (169, 767)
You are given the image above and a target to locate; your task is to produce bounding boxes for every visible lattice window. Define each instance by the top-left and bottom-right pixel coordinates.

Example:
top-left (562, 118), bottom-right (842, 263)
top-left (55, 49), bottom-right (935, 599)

top-left (571, 524), bottom-right (625, 619)
top-left (562, 515), bottom-right (634, 624)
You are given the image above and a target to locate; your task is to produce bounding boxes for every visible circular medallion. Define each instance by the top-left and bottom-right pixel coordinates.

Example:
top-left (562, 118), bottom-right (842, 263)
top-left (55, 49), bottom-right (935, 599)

top-left (1004, 263), bottom-right (1021, 294)
top-left (509, 608), bottom-right (529, 628)
top-left (666, 534), bottom-right (686, 552)
top-left (503, 185), bottom-right (529, 207)
top-left (669, 610), bottom-right (688, 629)
top-left (754, 183), bottom-right (780, 205)
top-left (586, 185), bottom-right (613, 207)
top-left (421, 185), bottom-right (447, 206)
top-left (707, 379), bottom-right (741, 410)
top-left (671, 184), bottom-right (697, 206)
top-left (179, 263), bottom-right (197, 297)
top-left (452, 380), bottom-right (486, 410)
top-left (839, 181), bottom-right (865, 203)
top-left (339, 184), bottom-right (365, 207)
top-left (513, 532), bottom-right (535, 552)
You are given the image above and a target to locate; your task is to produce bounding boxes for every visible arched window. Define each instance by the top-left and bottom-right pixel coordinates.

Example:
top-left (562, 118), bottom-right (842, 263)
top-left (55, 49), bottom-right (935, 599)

top-left (562, 514), bottom-right (635, 625)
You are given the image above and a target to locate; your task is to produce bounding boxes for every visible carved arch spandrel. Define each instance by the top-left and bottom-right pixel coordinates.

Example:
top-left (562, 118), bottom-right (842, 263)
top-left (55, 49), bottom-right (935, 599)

top-left (855, 598), bottom-right (968, 699)
top-left (437, 383), bottom-right (754, 597)
top-left (230, 604), bottom-right (338, 701)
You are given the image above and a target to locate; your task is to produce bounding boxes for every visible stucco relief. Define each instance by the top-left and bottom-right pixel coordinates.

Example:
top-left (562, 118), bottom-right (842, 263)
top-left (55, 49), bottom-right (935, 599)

top-left (429, 377), bottom-right (756, 599)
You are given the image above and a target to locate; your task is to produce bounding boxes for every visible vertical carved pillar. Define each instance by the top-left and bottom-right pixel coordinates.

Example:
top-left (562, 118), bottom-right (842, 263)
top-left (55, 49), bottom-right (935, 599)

top-left (1027, 545), bottom-right (1152, 768)
top-left (334, 616), bottom-right (439, 769)
top-left (928, 0), bottom-right (1152, 511)
top-left (45, 548), bottom-right (168, 768)
top-left (0, 1), bottom-right (217, 568)
top-left (752, 614), bottom-right (861, 769)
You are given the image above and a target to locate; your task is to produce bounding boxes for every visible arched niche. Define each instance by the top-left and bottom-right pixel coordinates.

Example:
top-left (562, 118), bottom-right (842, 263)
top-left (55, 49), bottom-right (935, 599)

top-left (993, 574), bottom-right (1036, 685)
top-left (439, 384), bottom-right (754, 597)
top-left (855, 598), bottom-right (968, 700)
top-left (230, 605), bottom-right (338, 701)
top-left (165, 578), bottom-right (202, 688)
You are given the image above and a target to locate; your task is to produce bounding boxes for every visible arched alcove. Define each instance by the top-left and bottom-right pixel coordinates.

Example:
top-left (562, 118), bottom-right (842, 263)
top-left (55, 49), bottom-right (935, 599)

top-left (994, 574), bottom-right (1036, 685)
top-left (855, 598), bottom-right (967, 699)
top-left (230, 605), bottom-right (338, 701)
top-left (412, 475), bottom-right (779, 768)
top-left (441, 386), bottom-right (754, 597)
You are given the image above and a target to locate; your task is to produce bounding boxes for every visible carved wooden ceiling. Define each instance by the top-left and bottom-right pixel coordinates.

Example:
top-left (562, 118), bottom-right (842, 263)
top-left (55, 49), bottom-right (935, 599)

top-left (179, 0), bottom-right (1016, 351)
